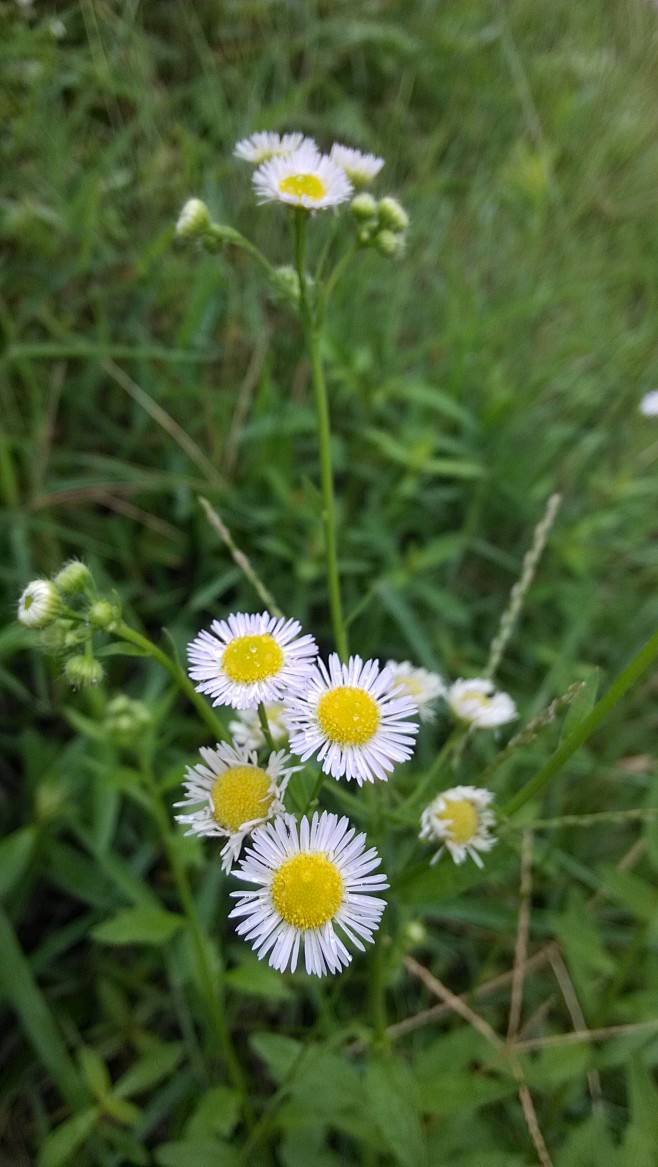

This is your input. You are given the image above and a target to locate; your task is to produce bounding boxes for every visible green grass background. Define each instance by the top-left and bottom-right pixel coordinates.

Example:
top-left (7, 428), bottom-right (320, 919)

top-left (2, 1), bottom-right (658, 1164)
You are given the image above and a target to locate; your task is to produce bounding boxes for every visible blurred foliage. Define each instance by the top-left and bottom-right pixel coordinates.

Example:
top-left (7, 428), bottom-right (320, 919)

top-left (2, 0), bottom-right (658, 1163)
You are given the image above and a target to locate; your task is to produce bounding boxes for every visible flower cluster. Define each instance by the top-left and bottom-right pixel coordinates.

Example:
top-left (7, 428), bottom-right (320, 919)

top-left (177, 605), bottom-right (517, 976)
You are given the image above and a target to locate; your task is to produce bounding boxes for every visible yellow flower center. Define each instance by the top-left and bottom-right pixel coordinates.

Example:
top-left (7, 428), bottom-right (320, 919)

top-left (222, 634), bottom-right (284, 684)
top-left (399, 677), bottom-right (423, 698)
top-left (438, 799), bottom-right (479, 844)
top-left (278, 173), bottom-right (327, 200)
top-left (460, 690), bottom-right (491, 707)
top-left (316, 687), bottom-right (380, 746)
top-left (271, 853), bottom-right (343, 929)
top-left (210, 765), bottom-right (274, 832)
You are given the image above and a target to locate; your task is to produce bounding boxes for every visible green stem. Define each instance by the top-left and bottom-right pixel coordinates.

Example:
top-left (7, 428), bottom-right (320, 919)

top-left (116, 621), bottom-right (225, 741)
top-left (302, 768), bottom-right (326, 814)
top-left (397, 728), bottom-right (463, 814)
top-left (504, 626), bottom-right (658, 818)
top-left (294, 210), bottom-right (349, 661)
top-left (369, 934), bottom-right (389, 1050)
top-left (139, 762), bottom-right (250, 1114)
top-left (257, 702), bottom-right (275, 752)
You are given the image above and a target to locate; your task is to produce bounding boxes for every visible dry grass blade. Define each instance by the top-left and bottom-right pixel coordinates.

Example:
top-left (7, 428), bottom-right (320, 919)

top-left (102, 358), bottom-right (223, 488)
top-left (405, 956), bottom-right (554, 1167)
top-left (507, 829), bottom-right (534, 1041)
top-left (548, 947), bottom-right (603, 1108)
top-left (198, 496), bottom-right (283, 616)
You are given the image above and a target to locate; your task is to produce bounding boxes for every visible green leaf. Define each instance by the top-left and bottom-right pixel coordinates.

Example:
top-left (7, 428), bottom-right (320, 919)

top-left (0, 907), bottom-right (88, 1109)
top-left (224, 961), bottom-right (294, 1002)
top-left (91, 908), bottom-right (185, 946)
top-left (185, 1086), bottom-right (241, 1139)
top-left (102, 1095), bottom-right (142, 1125)
top-left (556, 1114), bottom-right (619, 1167)
top-left (38, 1106), bottom-right (100, 1167)
top-left (596, 867), bottom-right (658, 926)
top-left (154, 1140), bottom-right (240, 1167)
top-left (0, 826), bottom-right (36, 899)
top-left (366, 1056), bottom-right (427, 1167)
top-left (114, 1042), bottom-right (185, 1098)
top-left (78, 1046), bottom-right (112, 1100)
top-left (249, 1033), bottom-right (302, 1083)
top-left (553, 889), bottom-right (615, 980)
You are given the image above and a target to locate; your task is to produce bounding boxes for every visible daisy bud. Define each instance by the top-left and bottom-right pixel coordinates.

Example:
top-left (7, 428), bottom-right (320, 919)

top-left (175, 198), bottom-right (211, 239)
top-left (64, 655), bottom-right (104, 689)
top-left (350, 192), bottom-right (378, 222)
top-left (18, 581), bottom-right (61, 629)
top-left (375, 229), bottom-right (406, 260)
top-left (377, 196), bottom-right (409, 233)
top-left (54, 560), bottom-right (92, 595)
top-left (87, 600), bottom-right (119, 631)
top-left (269, 265), bottom-right (301, 305)
top-left (40, 618), bottom-right (75, 655)
top-left (103, 695), bottom-right (152, 749)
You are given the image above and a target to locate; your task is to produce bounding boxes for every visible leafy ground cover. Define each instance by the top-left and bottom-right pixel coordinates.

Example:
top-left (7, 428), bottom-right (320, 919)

top-left (2, 1), bottom-right (658, 1164)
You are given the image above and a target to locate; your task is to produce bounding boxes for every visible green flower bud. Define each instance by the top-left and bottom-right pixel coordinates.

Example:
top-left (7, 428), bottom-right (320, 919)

top-left (350, 192), bottom-right (378, 222)
top-left (40, 618), bottom-right (75, 655)
top-left (18, 580), bottom-right (61, 629)
top-left (269, 265), bottom-right (301, 305)
top-left (377, 196), bottom-right (409, 233)
top-left (64, 655), bottom-right (104, 689)
top-left (375, 229), bottom-right (406, 259)
top-left (53, 560), bottom-right (93, 594)
top-left (103, 695), bottom-right (152, 749)
top-left (88, 600), bottom-right (119, 631)
top-left (175, 198), bottom-right (211, 239)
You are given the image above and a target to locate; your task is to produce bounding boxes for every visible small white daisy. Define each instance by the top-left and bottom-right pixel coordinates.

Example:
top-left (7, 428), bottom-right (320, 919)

top-left (188, 612), bottom-right (318, 711)
top-left (253, 142), bottom-right (353, 210)
top-left (420, 785), bottom-right (496, 867)
top-left (230, 811), bottom-right (389, 976)
top-left (329, 143), bottom-right (384, 187)
top-left (229, 702), bottom-right (289, 751)
top-left (285, 653), bottom-right (419, 785)
top-left (234, 131), bottom-right (312, 164)
top-left (446, 678), bottom-right (517, 729)
top-left (386, 660), bottom-right (446, 723)
top-left (174, 743), bottom-right (297, 873)
top-left (17, 580), bottom-right (61, 628)
top-left (639, 390), bottom-right (658, 417)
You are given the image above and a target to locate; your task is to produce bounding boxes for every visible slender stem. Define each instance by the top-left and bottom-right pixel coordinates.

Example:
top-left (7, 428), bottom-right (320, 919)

top-left (397, 728), bottom-right (463, 814)
top-left (116, 621), bottom-right (225, 740)
top-left (504, 625), bottom-right (658, 818)
top-left (302, 768), bottom-right (326, 814)
top-left (369, 934), bottom-right (389, 1050)
top-left (139, 761), bottom-right (251, 1113)
top-left (294, 210), bottom-right (349, 661)
top-left (257, 702), bottom-right (275, 752)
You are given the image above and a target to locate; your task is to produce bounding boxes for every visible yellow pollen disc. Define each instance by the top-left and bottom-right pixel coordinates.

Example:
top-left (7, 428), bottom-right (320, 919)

top-left (271, 853), bottom-right (343, 929)
top-left (222, 634), bottom-right (284, 684)
top-left (210, 766), bottom-right (274, 832)
top-left (400, 677), bottom-right (423, 697)
top-left (438, 799), bottom-right (479, 845)
top-left (278, 173), bottom-right (326, 200)
top-left (461, 690), bottom-right (491, 707)
top-left (317, 686), bottom-right (380, 746)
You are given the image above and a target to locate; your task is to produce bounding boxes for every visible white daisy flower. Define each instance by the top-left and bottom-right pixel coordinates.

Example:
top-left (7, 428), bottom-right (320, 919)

top-left (229, 702), bottom-right (289, 751)
top-left (386, 660), bottom-right (446, 723)
top-left (329, 143), bottom-right (384, 187)
top-left (420, 785), bottom-right (496, 868)
top-left (234, 131), bottom-right (312, 164)
top-left (446, 678), bottom-right (517, 729)
top-left (174, 743), bottom-right (297, 873)
top-left (17, 580), bottom-right (61, 628)
top-left (285, 653), bottom-right (419, 785)
top-left (639, 390), bottom-right (658, 417)
top-left (230, 811), bottom-right (388, 976)
top-left (188, 612), bottom-right (317, 711)
top-left (253, 142), bottom-right (353, 210)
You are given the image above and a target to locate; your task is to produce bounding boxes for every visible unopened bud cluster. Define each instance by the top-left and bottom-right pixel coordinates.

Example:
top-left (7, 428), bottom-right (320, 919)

top-left (351, 193), bottom-right (409, 259)
top-left (103, 694), bottom-right (152, 749)
top-left (17, 562), bottom-right (119, 690)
